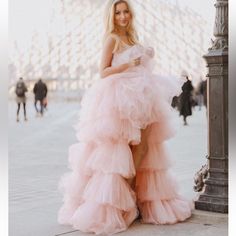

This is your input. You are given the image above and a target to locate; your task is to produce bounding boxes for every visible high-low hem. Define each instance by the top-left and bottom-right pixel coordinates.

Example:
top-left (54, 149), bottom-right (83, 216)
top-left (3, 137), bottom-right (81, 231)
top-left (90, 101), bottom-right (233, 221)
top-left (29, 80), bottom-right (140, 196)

top-left (58, 44), bottom-right (192, 235)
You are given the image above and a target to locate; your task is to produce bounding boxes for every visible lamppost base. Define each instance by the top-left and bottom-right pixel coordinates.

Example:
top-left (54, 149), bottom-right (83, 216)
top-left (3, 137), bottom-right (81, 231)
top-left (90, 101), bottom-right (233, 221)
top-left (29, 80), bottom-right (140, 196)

top-left (195, 194), bottom-right (228, 213)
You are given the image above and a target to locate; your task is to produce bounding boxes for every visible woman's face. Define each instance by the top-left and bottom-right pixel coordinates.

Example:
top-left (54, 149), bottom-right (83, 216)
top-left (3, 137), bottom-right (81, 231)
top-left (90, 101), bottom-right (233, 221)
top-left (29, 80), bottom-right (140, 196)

top-left (114, 2), bottom-right (131, 28)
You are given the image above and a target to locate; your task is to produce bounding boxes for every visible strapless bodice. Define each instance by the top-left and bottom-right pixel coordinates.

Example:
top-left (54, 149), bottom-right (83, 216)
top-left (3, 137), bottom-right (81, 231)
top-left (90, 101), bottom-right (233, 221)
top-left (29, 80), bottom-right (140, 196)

top-left (111, 44), bottom-right (150, 67)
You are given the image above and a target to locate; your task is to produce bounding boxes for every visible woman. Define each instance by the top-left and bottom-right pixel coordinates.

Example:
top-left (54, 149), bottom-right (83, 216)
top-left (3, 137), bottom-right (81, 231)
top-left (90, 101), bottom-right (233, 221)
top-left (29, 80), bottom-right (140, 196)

top-left (178, 76), bottom-right (194, 125)
top-left (15, 77), bottom-right (28, 122)
top-left (58, 0), bottom-right (193, 234)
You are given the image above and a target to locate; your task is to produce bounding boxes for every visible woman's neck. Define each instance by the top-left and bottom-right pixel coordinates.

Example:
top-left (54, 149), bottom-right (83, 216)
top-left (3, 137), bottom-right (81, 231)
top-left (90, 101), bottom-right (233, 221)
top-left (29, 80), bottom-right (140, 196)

top-left (115, 26), bottom-right (127, 36)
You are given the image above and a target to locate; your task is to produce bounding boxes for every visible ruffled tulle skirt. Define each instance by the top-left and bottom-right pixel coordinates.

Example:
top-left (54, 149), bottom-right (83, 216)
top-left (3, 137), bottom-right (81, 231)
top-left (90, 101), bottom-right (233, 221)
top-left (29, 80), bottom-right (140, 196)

top-left (58, 68), bottom-right (193, 235)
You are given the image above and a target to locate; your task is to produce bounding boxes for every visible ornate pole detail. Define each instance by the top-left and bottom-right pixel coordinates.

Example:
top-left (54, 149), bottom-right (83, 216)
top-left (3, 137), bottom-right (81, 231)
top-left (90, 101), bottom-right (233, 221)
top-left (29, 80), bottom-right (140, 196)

top-left (194, 0), bottom-right (228, 213)
top-left (211, 0), bottom-right (228, 51)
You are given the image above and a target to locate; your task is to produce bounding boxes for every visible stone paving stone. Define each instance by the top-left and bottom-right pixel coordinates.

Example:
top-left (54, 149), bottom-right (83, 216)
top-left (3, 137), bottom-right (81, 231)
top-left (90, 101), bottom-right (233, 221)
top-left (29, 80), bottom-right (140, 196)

top-left (57, 218), bottom-right (227, 236)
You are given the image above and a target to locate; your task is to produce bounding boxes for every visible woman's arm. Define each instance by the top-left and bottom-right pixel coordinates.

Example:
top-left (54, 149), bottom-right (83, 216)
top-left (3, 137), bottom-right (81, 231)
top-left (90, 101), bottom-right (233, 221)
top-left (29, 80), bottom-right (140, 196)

top-left (99, 36), bottom-right (140, 79)
top-left (99, 36), bottom-right (129, 78)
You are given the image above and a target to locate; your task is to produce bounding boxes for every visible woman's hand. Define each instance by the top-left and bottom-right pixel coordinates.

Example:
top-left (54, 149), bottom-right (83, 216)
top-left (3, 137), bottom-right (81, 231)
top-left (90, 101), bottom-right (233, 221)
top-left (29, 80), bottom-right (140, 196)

top-left (129, 57), bottom-right (141, 67)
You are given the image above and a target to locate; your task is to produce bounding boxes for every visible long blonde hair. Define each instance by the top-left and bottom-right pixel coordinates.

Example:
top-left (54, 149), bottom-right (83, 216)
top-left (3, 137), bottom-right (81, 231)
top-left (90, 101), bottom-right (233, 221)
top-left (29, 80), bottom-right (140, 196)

top-left (103, 0), bottom-right (139, 52)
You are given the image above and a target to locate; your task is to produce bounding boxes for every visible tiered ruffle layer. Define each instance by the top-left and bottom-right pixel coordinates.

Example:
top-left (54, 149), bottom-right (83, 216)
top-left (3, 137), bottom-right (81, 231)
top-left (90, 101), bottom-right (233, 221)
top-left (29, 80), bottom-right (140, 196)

top-left (58, 59), bottom-right (192, 235)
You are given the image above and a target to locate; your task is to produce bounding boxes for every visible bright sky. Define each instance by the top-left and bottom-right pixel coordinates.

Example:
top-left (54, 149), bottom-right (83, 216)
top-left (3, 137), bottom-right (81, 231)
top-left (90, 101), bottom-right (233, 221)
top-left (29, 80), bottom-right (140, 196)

top-left (9, 0), bottom-right (53, 40)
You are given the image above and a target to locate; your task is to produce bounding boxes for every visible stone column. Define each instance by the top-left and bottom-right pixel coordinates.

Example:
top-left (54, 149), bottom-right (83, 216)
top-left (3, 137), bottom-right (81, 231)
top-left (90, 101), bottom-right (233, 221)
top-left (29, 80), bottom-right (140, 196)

top-left (194, 0), bottom-right (228, 213)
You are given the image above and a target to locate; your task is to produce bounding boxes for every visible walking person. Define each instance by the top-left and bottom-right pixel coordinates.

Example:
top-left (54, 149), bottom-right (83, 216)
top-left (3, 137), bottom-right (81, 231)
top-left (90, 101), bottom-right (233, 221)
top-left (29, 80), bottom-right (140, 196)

top-left (196, 78), bottom-right (204, 111)
top-left (200, 79), bottom-right (207, 108)
top-left (15, 77), bottom-right (28, 122)
top-left (33, 79), bottom-right (48, 117)
top-left (58, 1), bottom-right (192, 234)
top-left (178, 76), bottom-right (194, 125)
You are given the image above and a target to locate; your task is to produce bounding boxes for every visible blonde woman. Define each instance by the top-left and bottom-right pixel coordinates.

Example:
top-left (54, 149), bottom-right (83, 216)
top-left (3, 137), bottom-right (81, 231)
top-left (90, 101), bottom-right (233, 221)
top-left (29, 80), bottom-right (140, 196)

top-left (58, 0), bottom-right (192, 234)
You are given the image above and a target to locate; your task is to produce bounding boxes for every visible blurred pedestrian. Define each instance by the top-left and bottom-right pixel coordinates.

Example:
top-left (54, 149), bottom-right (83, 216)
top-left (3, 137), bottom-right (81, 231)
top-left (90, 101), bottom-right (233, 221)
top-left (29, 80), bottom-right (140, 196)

top-left (15, 77), bottom-right (28, 122)
top-left (196, 78), bottom-right (205, 110)
top-left (178, 76), bottom-right (194, 125)
top-left (190, 88), bottom-right (198, 111)
top-left (201, 79), bottom-right (207, 108)
top-left (33, 79), bottom-right (48, 116)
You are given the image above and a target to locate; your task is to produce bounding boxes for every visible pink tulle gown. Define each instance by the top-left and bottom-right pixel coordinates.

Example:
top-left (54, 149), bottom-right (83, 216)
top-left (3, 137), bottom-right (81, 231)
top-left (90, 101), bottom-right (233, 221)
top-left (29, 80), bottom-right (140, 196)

top-left (58, 44), bottom-right (193, 235)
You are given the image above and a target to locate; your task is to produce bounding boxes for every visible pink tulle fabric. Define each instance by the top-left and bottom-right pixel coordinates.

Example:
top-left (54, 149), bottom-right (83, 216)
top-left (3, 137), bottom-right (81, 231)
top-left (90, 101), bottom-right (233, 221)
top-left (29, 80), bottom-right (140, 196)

top-left (58, 44), bottom-right (193, 235)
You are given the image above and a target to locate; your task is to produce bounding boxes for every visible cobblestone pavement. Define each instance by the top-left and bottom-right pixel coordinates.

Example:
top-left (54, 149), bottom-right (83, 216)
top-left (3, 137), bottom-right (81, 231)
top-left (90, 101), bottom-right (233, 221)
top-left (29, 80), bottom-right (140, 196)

top-left (8, 96), bottom-right (227, 236)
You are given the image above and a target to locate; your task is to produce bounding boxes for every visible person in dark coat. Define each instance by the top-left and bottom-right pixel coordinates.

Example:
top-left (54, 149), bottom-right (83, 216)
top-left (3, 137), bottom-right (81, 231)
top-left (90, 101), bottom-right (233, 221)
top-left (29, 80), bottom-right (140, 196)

top-left (33, 79), bottom-right (48, 116)
top-left (178, 76), bottom-right (194, 125)
top-left (15, 77), bottom-right (28, 122)
top-left (200, 79), bottom-right (207, 108)
top-left (196, 78), bottom-right (207, 110)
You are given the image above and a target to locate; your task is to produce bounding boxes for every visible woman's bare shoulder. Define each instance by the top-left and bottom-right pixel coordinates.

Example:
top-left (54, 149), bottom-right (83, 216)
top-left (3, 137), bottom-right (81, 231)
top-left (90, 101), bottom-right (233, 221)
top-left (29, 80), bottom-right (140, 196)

top-left (104, 34), bottom-right (119, 45)
top-left (103, 34), bottom-right (119, 53)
